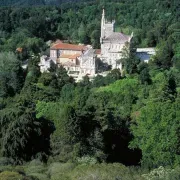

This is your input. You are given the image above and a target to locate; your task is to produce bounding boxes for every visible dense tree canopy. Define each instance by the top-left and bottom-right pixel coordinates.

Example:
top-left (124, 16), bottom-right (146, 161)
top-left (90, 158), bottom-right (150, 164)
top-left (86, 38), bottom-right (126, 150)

top-left (0, 0), bottom-right (179, 174)
top-left (0, 52), bottom-right (24, 97)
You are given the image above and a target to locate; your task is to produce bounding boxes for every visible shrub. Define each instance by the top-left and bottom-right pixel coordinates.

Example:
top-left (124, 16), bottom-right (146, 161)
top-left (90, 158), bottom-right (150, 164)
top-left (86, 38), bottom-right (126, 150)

top-left (48, 162), bottom-right (75, 180)
top-left (28, 159), bottom-right (44, 167)
top-left (0, 165), bottom-right (14, 173)
top-left (0, 171), bottom-right (23, 180)
top-left (25, 159), bottom-right (47, 179)
top-left (77, 156), bottom-right (97, 165)
top-left (66, 163), bottom-right (144, 180)
top-left (142, 166), bottom-right (180, 180)
top-left (27, 173), bottom-right (49, 180)
top-left (168, 166), bottom-right (180, 180)
top-left (0, 157), bottom-right (14, 166)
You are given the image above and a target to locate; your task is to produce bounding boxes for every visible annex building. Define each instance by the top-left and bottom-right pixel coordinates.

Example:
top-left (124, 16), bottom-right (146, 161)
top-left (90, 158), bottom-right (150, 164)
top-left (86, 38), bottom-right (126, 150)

top-left (39, 42), bottom-right (99, 80)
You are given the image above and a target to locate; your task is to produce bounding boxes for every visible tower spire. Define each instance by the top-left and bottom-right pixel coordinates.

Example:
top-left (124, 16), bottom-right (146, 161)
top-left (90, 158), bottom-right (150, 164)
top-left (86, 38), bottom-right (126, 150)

top-left (101, 8), bottom-right (105, 25)
top-left (101, 8), bottom-right (105, 41)
top-left (102, 8), bottom-right (105, 18)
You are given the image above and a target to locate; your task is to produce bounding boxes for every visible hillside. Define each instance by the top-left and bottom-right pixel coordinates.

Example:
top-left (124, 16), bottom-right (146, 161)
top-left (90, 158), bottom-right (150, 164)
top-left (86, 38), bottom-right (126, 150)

top-left (0, 0), bottom-right (45, 6)
top-left (0, 0), bottom-right (92, 6)
top-left (0, 0), bottom-right (179, 179)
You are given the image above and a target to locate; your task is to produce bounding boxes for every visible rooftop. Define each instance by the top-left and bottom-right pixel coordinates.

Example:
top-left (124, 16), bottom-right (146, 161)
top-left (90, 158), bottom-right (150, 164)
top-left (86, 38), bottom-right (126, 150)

top-left (83, 48), bottom-right (95, 57)
top-left (136, 48), bottom-right (155, 53)
top-left (104, 32), bottom-right (130, 43)
top-left (51, 43), bottom-right (86, 51)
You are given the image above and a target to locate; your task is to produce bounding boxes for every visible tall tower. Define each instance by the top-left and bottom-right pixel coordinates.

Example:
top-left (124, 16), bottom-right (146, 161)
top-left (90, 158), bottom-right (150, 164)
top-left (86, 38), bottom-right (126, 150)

top-left (100, 9), bottom-right (115, 43)
top-left (100, 9), bottom-right (105, 43)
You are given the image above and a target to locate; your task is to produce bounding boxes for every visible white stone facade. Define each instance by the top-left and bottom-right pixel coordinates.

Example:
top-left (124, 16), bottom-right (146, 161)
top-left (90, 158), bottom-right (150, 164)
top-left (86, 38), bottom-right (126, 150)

top-left (39, 45), bottom-right (97, 81)
top-left (100, 9), bottom-right (133, 70)
top-left (39, 10), bottom-right (156, 81)
top-left (39, 55), bottom-right (56, 73)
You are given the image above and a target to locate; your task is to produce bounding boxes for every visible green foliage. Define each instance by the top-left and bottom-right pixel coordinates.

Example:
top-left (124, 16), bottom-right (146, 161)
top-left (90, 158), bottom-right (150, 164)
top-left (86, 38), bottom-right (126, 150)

top-left (0, 171), bottom-right (24, 180)
top-left (25, 159), bottom-right (46, 174)
top-left (0, 52), bottom-right (24, 97)
top-left (78, 23), bottom-right (88, 43)
top-left (77, 156), bottom-right (97, 165)
top-left (92, 75), bottom-right (105, 87)
top-left (130, 101), bottom-right (180, 168)
top-left (38, 72), bottom-right (56, 87)
top-left (90, 29), bottom-right (100, 48)
top-left (0, 0), bottom-right (179, 172)
top-left (36, 101), bottom-right (76, 162)
top-left (149, 71), bottom-right (177, 102)
top-left (173, 43), bottom-right (180, 70)
top-left (63, 163), bottom-right (144, 180)
top-left (153, 41), bottom-right (174, 70)
top-left (138, 62), bottom-right (151, 84)
top-left (56, 65), bottom-right (75, 90)
top-left (48, 162), bottom-right (75, 180)
top-left (0, 157), bottom-right (14, 166)
top-left (2, 162), bottom-right (180, 180)
top-left (142, 166), bottom-right (180, 180)
top-left (0, 106), bottom-right (55, 164)
top-left (92, 69), bottom-right (122, 88)
top-left (25, 159), bottom-right (48, 180)
top-left (0, 169), bottom-right (37, 180)
top-left (97, 78), bottom-right (138, 94)
top-left (121, 42), bottom-right (140, 74)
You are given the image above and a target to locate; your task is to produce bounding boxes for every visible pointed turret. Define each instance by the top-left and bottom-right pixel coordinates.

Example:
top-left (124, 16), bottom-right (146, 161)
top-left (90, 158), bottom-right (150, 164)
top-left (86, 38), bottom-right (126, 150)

top-left (131, 32), bottom-right (134, 38)
top-left (102, 8), bottom-right (105, 18)
top-left (128, 32), bottom-right (134, 42)
top-left (100, 9), bottom-right (105, 42)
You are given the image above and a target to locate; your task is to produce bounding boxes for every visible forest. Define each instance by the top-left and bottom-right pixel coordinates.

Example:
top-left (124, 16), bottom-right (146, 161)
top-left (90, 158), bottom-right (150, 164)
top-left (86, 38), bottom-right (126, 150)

top-left (0, 0), bottom-right (90, 7)
top-left (0, 0), bottom-right (180, 179)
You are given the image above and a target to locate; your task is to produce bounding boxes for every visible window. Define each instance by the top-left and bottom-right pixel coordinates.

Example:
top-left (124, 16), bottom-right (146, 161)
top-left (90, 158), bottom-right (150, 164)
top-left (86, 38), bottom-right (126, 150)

top-left (57, 50), bottom-right (61, 57)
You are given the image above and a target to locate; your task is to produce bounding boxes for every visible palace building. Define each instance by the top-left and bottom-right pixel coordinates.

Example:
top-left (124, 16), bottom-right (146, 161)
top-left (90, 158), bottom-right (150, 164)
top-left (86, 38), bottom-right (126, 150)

top-left (100, 9), bottom-right (133, 70)
top-left (39, 9), bottom-right (154, 81)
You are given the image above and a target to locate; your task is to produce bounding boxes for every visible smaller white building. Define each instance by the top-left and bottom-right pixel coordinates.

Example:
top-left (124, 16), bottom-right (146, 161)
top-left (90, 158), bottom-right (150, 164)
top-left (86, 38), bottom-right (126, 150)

top-left (136, 48), bottom-right (156, 63)
top-left (39, 55), bottom-right (56, 73)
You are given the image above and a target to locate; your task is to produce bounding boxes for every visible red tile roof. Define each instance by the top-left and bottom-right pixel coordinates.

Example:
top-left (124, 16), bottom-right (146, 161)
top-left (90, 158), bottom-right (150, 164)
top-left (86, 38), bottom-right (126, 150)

top-left (51, 43), bottom-right (86, 51)
top-left (16, 47), bottom-right (23, 53)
